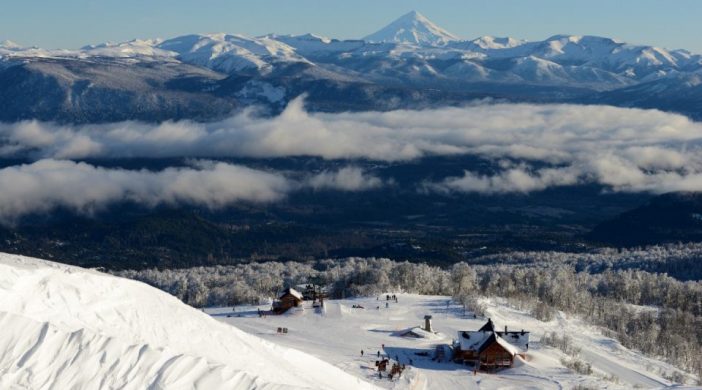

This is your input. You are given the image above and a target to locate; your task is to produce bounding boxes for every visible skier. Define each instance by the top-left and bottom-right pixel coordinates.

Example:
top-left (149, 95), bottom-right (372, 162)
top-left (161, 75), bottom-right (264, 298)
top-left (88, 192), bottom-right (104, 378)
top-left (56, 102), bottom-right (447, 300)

top-left (361, 350), bottom-right (364, 356)
top-left (377, 351), bottom-right (380, 357)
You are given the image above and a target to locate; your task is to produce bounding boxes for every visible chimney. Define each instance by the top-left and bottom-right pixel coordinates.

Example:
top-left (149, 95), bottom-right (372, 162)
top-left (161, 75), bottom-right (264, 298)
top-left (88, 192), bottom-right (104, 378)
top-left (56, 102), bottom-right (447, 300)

top-left (424, 315), bottom-right (433, 332)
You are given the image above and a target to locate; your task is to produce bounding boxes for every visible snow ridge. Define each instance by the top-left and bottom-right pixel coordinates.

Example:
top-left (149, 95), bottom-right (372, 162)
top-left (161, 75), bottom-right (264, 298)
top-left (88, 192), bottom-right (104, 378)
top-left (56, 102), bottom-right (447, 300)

top-left (0, 253), bottom-right (377, 390)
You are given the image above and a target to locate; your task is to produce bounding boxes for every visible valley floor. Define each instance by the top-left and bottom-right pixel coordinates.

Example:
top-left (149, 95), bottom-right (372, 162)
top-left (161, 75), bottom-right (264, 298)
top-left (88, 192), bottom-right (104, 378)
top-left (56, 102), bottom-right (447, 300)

top-left (207, 294), bottom-right (688, 389)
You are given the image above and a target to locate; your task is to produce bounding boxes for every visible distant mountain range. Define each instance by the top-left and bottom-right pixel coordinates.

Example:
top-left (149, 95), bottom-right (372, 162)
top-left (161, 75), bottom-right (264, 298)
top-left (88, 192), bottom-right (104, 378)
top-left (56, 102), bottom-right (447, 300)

top-left (2, 10), bottom-right (701, 123)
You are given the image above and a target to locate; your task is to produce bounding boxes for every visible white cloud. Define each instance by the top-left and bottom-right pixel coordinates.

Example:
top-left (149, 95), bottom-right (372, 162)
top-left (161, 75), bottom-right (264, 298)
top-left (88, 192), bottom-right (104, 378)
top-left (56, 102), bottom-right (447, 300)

top-left (307, 167), bottom-right (384, 192)
top-left (2, 99), bottom-right (702, 194)
top-left (0, 160), bottom-right (382, 224)
top-left (430, 166), bottom-right (582, 194)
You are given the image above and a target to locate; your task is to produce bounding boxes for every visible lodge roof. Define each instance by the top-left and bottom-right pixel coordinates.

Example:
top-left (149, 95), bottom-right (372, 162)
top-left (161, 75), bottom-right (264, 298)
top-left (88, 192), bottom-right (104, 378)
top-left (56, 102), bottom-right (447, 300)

top-left (458, 330), bottom-right (492, 351)
top-left (457, 331), bottom-right (522, 356)
top-left (496, 331), bottom-right (530, 352)
top-left (457, 320), bottom-right (529, 355)
top-left (280, 288), bottom-right (304, 300)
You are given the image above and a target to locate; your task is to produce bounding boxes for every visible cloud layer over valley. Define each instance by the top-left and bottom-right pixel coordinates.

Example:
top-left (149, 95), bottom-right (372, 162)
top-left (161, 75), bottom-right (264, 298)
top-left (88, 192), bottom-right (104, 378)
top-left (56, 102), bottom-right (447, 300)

top-left (2, 99), bottom-right (702, 220)
top-left (0, 160), bottom-right (382, 223)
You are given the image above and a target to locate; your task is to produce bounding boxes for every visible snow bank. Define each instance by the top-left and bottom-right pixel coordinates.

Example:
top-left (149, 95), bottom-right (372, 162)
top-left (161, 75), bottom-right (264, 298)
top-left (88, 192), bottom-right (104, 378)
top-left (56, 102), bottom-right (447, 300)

top-left (0, 253), bottom-right (377, 390)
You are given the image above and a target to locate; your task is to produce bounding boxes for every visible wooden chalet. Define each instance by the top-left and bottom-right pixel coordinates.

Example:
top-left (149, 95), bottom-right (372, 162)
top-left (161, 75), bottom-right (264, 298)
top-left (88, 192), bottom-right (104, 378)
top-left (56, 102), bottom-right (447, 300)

top-left (454, 319), bottom-right (529, 370)
top-left (272, 288), bottom-right (304, 314)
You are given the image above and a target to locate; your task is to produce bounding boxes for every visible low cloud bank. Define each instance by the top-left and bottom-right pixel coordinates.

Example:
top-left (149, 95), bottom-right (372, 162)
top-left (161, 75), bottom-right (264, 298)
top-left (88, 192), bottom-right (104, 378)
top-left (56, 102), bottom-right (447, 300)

top-left (2, 99), bottom-right (702, 194)
top-left (0, 160), bottom-right (382, 224)
top-left (432, 156), bottom-right (702, 194)
top-left (307, 167), bottom-right (385, 192)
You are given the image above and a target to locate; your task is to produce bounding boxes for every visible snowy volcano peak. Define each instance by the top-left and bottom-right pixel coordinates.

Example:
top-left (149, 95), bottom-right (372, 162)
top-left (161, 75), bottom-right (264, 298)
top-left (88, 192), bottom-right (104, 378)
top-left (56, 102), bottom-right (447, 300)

top-left (363, 10), bottom-right (459, 46)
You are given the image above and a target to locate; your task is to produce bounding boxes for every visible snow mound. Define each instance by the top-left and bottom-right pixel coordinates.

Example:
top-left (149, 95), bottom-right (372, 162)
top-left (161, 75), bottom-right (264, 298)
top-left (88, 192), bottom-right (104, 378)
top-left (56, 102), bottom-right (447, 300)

top-left (0, 253), bottom-right (377, 390)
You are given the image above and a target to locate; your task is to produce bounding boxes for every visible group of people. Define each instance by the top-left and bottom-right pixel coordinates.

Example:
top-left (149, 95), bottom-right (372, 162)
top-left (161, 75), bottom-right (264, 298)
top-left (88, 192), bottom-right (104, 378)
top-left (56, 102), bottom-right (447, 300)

top-left (377, 294), bottom-right (398, 302)
top-left (361, 344), bottom-right (412, 381)
top-left (374, 294), bottom-right (398, 310)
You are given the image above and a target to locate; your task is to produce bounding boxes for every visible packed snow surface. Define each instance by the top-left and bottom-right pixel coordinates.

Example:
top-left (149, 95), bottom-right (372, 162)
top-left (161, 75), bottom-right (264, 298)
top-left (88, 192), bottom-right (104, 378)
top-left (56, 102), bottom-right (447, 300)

top-left (208, 295), bottom-right (691, 389)
top-left (0, 253), bottom-right (377, 390)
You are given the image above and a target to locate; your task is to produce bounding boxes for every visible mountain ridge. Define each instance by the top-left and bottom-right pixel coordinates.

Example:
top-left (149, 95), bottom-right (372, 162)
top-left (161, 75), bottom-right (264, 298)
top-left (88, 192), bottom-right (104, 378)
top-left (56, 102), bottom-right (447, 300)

top-left (1, 11), bottom-right (701, 122)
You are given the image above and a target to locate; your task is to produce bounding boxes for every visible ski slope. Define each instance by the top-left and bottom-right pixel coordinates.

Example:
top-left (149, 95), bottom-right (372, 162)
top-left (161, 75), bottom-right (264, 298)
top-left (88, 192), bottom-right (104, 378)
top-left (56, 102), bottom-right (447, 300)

top-left (0, 253), bottom-right (377, 390)
top-left (208, 295), bottom-right (693, 389)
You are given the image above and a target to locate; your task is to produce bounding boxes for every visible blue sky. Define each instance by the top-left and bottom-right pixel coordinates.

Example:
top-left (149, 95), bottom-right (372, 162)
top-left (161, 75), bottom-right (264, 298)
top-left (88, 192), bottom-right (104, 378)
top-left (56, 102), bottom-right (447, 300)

top-left (2, 0), bottom-right (701, 52)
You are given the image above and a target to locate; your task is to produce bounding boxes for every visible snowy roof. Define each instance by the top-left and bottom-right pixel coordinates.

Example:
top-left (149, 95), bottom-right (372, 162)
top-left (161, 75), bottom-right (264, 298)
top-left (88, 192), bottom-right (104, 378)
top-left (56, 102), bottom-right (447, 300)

top-left (493, 334), bottom-right (521, 356)
top-left (457, 330), bottom-right (525, 356)
top-left (496, 331), bottom-right (530, 353)
top-left (457, 330), bottom-right (492, 351)
top-left (282, 288), bottom-right (304, 300)
top-left (396, 326), bottom-right (436, 339)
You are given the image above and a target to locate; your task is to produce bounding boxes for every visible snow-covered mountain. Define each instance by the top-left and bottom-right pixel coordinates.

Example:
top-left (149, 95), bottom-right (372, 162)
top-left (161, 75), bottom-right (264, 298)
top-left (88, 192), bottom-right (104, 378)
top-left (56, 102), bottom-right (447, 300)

top-left (0, 253), bottom-right (377, 390)
top-left (81, 39), bottom-right (173, 58)
top-left (363, 10), bottom-right (459, 46)
top-left (157, 33), bottom-right (310, 74)
top-left (1, 11), bottom-right (702, 122)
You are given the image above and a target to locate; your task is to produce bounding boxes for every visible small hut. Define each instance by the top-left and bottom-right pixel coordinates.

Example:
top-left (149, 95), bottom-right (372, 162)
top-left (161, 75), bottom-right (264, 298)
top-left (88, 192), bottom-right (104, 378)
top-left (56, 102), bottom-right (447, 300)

top-left (272, 288), bottom-right (304, 314)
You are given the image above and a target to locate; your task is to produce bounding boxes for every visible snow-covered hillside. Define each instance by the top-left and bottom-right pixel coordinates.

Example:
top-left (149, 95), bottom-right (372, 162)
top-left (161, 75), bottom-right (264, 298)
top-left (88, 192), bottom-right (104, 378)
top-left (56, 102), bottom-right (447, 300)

top-left (0, 253), bottom-right (377, 390)
top-left (208, 295), bottom-right (691, 389)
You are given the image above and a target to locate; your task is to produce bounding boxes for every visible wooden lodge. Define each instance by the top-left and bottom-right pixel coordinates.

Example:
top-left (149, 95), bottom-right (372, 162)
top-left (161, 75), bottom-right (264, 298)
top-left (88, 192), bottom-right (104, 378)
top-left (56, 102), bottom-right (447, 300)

top-left (454, 318), bottom-right (529, 370)
top-left (272, 288), bottom-right (304, 314)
